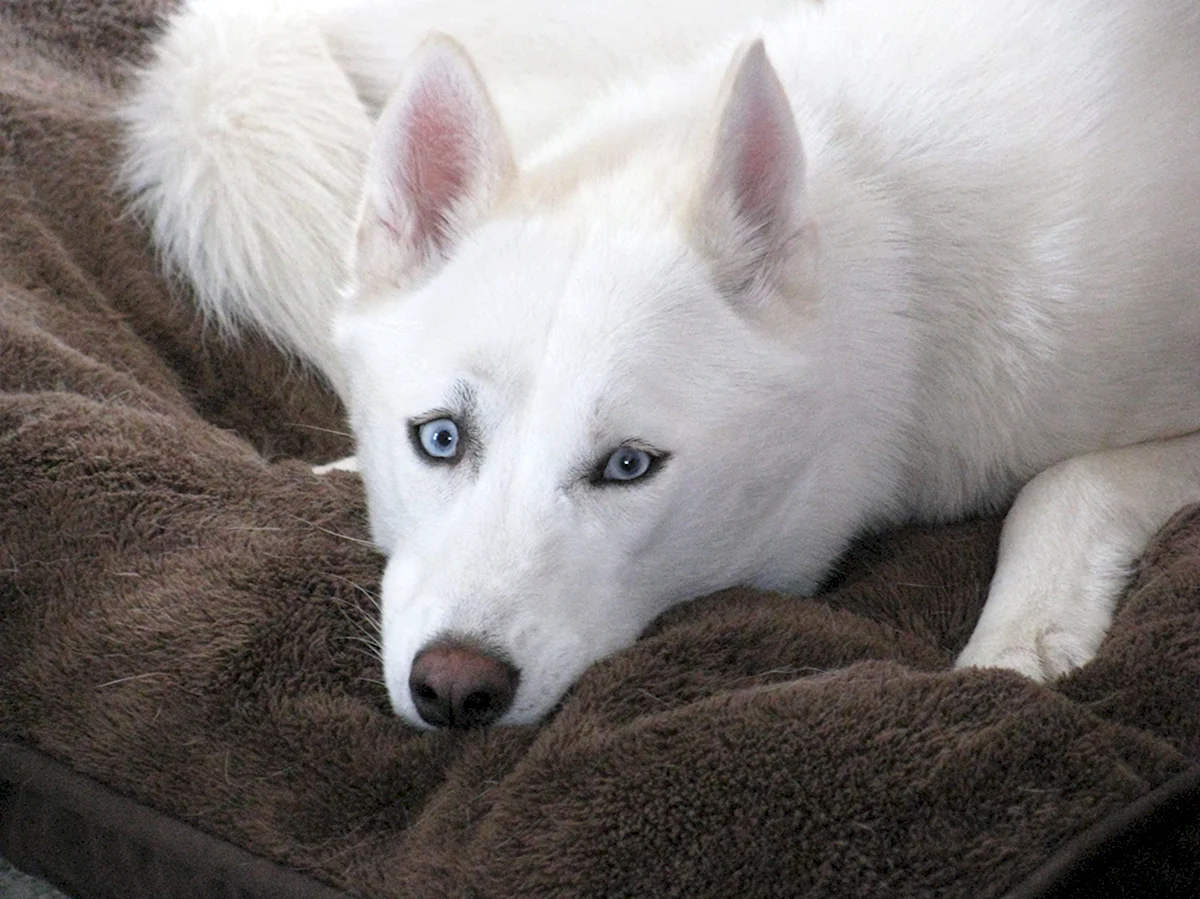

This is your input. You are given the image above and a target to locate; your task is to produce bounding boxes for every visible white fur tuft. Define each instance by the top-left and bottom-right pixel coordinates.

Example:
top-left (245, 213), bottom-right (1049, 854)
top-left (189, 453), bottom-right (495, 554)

top-left (117, 0), bottom-right (372, 392)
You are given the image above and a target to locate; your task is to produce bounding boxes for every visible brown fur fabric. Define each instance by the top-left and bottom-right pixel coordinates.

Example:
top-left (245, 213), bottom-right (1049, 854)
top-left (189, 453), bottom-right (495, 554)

top-left (1, 2), bottom-right (1197, 896)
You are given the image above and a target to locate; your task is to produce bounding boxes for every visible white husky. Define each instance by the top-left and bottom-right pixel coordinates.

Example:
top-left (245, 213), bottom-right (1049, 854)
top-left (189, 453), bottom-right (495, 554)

top-left (121, 0), bottom-right (1200, 729)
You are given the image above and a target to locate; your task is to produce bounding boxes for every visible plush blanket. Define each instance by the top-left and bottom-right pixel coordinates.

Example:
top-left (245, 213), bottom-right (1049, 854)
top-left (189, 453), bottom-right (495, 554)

top-left (1, 2), bottom-right (1198, 897)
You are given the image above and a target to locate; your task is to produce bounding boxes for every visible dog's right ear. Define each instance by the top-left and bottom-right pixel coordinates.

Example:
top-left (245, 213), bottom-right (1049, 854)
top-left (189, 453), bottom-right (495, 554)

top-left (692, 40), bottom-right (814, 310)
top-left (355, 36), bottom-right (516, 288)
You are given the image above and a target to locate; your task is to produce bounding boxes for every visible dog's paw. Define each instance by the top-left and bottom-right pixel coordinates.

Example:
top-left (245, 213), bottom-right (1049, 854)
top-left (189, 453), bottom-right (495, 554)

top-left (313, 455), bottom-right (359, 475)
top-left (955, 613), bottom-right (1104, 682)
top-left (960, 436), bottom-right (1200, 681)
top-left (955, 454), bottom-right (1138, 682)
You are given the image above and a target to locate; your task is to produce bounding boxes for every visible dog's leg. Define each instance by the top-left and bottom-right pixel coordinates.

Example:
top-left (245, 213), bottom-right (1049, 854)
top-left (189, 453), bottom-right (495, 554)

top-left (313, 456), bottom-right (359, 475)
top-left (956, 430), bottom-right (1200, 680)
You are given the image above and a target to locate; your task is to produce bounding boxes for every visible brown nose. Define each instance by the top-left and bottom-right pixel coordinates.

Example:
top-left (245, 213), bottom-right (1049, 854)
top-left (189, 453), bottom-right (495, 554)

top-left (408, 639), bottom-right (519, 729)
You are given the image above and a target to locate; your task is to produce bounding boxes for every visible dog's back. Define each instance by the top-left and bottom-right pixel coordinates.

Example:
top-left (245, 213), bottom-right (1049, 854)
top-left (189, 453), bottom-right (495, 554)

top-left (778, 0), bottom-right (1200, 514)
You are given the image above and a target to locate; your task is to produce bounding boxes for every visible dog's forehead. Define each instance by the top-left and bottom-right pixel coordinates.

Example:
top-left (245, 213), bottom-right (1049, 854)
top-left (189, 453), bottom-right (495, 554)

top-left (474, 213), bottom-right (690, 310)
top-left (417, 215), bottom-right (715, 368)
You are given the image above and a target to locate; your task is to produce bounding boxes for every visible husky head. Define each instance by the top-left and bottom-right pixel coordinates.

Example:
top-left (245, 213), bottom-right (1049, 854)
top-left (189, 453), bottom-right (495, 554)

top-left (336, 37), bottom-right (899, 728)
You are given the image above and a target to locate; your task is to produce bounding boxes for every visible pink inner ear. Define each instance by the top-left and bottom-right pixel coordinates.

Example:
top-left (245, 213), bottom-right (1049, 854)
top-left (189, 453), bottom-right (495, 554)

top-left (398, 79), bottom-right (475, 250)
top-left (732, 93), bottom-right (789, 229)
top-left (717, 41), bottom-right (804, 239)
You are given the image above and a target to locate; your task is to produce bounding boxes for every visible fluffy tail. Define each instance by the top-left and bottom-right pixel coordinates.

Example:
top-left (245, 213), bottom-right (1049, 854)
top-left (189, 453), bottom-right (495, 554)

top-left (117, 0), bottom-right (372, 393)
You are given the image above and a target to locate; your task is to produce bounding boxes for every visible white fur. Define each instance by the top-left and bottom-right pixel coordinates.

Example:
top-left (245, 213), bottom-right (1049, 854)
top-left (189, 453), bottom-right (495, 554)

top-left (121, 0), bottom-right (1200, 728)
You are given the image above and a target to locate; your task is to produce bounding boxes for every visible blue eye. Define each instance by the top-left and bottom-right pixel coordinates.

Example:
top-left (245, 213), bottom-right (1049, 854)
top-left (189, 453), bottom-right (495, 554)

top-left (416, 418), bottom-right (460, 460)
top-left (602, 446), bottom-right (655, 482)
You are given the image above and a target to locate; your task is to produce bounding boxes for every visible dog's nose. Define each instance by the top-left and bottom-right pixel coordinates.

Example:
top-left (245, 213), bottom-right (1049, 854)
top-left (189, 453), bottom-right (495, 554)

top-left (408, 640), bottom-right (519, 728)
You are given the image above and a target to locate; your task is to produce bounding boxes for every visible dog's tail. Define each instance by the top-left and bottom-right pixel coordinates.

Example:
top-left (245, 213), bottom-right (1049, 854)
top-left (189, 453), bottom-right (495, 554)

top-left (117, 0), bottom-right (372, 392)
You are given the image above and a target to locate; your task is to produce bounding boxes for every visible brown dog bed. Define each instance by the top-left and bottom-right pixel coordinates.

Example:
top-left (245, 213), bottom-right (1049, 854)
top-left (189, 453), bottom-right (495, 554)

top-left (1, 2), bottom-right (1198, 896)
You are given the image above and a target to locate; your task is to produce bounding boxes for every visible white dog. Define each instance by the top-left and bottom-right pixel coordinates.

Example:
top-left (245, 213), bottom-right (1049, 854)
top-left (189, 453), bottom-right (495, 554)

top-left (121, 0), bottom-right (1200, 729)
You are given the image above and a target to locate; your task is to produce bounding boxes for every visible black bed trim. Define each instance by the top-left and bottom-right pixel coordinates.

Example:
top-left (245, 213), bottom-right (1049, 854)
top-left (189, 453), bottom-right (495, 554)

top-left (1005, 763), bottom-right (1200, 898)
top-left (0, 739), bottom-right (355, 899)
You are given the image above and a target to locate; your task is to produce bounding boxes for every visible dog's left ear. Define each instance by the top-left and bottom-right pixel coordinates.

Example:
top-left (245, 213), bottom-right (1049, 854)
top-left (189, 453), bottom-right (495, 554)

top-left (355, 35), bottom-right (516, 287)
top-left (693, 40), bottom-right (812, 304)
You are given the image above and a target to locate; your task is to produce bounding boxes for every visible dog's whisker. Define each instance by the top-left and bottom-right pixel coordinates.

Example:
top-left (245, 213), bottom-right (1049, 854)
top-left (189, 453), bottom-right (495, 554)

top-left (325, 595), bottom-right (383, 648)
top-left (326, 573), bottom-right (381, 607)
top-left (288, 515), bottom-right (375, 547)
top-left (286, 422), bottom-right (355, 438)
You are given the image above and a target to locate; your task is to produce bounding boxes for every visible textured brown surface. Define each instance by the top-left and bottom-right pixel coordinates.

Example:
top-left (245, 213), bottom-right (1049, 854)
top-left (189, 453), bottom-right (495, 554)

top-left (1, 2), bottom-right (1198, 896)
